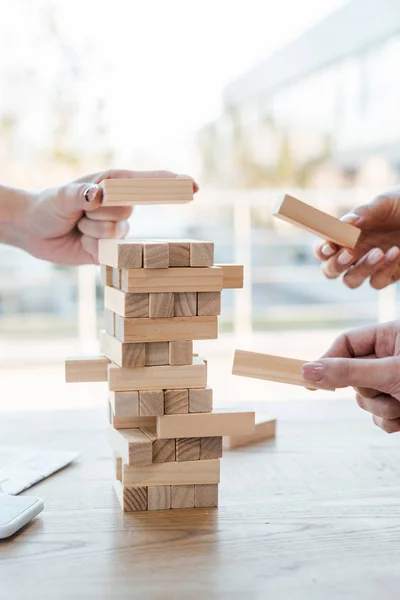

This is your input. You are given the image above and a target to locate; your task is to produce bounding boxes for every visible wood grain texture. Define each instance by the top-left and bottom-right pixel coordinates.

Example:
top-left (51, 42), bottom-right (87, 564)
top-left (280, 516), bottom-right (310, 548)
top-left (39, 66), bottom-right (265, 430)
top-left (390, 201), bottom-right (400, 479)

top-left (108, 359), bottom-right (207, 392)
top-left (197, 292), bottom-right (221, 316)
top-left (110, 411), bottom-right (156, 430)
top-left (215, 264), bottom-right (244, 289)
top-left (273, 193), bottom-right (361, 248)
top-left (65, 356), bottom-right (109, 383)
top-left (148, 486), bottom-right (171, 510)
top-left (120, 267), bottom-right (223, 293)
top-left (156, 411), bottom-right (255, 439)
top-left (100, 331), bottom-right (146, 368)
top-left (122, 458), bottom-right (220, 487)
top-left (145, 342), bottom-right (169, 366)
top-left (174, 292), bottom-right (197, 317)
top-left (108, 426), bottom-right (153, 465)
top-left (141, 428), bottom-right (176, 463)
top-left (189, 241), bottom-right (214, 267)
top-left (109, 391), bottom-right (139, 418)
top-left (104, 287), bottom-right (149, 318)
top-left (200, 437), bottom-right (223, 460)
top-left (171, 484), bottom-right (195, 509)
top-left (113, 480), bottom-right (148, 511)
top-left (100, 178), bottom-right (193, 206)
top-left (139, 390), bottom-right (164, 416)
top-left (149, 293), bottom-right (174, 317)
top-left (164, 389), bottom-right (189, 414)
top-left (224, 418), bottom-right (276, 449)
top-left (98, 239), bottom-right (143, 269)
top-left (188, 387), bottom-right (213, 413)
top-left (195, 484), bottom-right (218, 508)
top-left (168, 242), bottom-right (190, 267)
top-left (169, 341), bottom-right (193, 366)
top-left (143, 242), bottom-right (169, 269)
top-left (176, 438), bottom-right (201, 462)
top-left (115, 314), bottom-right (218, 343)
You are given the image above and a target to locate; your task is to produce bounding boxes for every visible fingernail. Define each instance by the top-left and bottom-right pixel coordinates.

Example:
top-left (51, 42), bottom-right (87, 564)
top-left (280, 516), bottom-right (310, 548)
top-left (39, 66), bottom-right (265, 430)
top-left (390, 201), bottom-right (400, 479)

top-left (302, 363), bottom-right (325, 382)
top-left (367, 248), bottom-right (384, 265)
top-left (338, 250), bottom-right (353, 265)
top-left (340, 213), bottom-right (359, 224)
top-left (84, 185), bottom-right (98, 202)
top-left (386, 246), bottom-right (400, 261)
top-left (321, 243), bottom-right (335, 257)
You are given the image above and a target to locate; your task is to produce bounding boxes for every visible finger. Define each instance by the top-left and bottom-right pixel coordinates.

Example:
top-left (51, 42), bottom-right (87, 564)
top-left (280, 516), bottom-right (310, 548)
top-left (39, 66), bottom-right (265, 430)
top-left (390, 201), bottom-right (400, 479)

top-left (77, 217), bottom-right (129, 240)
top-left (372, 415), bottom-right (400, 434)
top-left (313, 239), bottom-right (338, 261)
top-left (342, 248), bottom-right (385, 289)
top-left (80, 234), bottom-right (98, 263)
top-left (321, 248), bottom-right (356, 279)
top-left (74, 170), bottom-right (199, 193)
top-left (302, 356), bottom-right (400, 392)
top-left (356, 392), bottom-right (400, 419)
top-left (85, 206), bottom-right (133, 222)
top-left (369, 247), bottom-right (400, 290)
top-left (51, 183), bottom-right (102, 217)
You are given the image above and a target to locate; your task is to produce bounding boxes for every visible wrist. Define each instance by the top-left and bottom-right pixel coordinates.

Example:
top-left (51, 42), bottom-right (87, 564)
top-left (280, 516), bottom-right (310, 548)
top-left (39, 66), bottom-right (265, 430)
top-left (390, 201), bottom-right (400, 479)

top-left (0, 186), bottom-right (37, 249)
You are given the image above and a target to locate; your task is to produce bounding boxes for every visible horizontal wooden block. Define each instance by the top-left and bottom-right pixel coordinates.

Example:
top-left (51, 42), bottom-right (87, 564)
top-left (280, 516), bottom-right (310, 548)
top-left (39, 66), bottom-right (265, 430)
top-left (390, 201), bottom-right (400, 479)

top-left (164, 389), bottom-right (189, 415)
top-left (122, 458), bottom-right (220, 487)
top-left (115, 315), bottom-right (218, 343)
top-left (168, 242), bottom-right (190, 267)
top-left (148, 485), bottom-right (171, 510)
top-left (65, 356), bottom-right (109, 383)
top-left (113, 480), bottom-right (148, 512)
top-left (98, 239), bottom-right (143, 269)
top-left (100, 178), bottom-right (193, 206)
top-left (149, 292), bottom-right (174, 317)
top-left (109, 391), bottom-right (139, 418)
top-left (200, 437), bottom-right (223, 460)
top-left (141, 428), bottom-right (176, 463)
top-left (273, 194), bottom-right (361, 248)
top-left (156, 411), bottom-right (255, 439)
top-left (171, 485), bottom-right (195, 509)
top-left (104, 309), bottom-right (115, 336)
top-left (100, 331), bottom-right (145, 368)
top-left (176, 438), bottom-right (200, 462)
top-left (215, 264), bottom-right (244, 289)
top-left (169, 341), bottom-right (193, 366)
top-left (232, 350), bottom-right (335, 390)
top-left (195, 484), bottom-right (218, 508)
top-left (112, 267), bottom-right (122, 289)
top-left (174, 292), bottom-right (197, 317)
top-left (139, 390), bottom-right (164, 416)
top-left (188, 387), bottom-right (213, 413)
top-left (120, 267), bottom-right (223, 293)
top-left (104, 286), bottom-right (149, 318)
top-left (100, 264), bottom-right (113, 286)
top-left (108, 426), bottom-right (152, 465)
top-left (224, 418), bottom-right (276, 449)
top-left (109, 410), bottom-right (156, 430)
top-left (197, 292), bottom-right (221, 316)
top-left (190, 241), bottom-right (214, 267)
top-left (145, 342), bottom-right (169, 366)
top-left (143, 242), bottom-right (169, 269)
top-left (108, 358), bottom-right (207, 392)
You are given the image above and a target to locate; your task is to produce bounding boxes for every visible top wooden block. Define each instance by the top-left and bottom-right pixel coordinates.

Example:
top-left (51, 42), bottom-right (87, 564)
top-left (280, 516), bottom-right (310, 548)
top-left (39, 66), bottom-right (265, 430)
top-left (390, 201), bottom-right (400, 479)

top-left (99, 240), bottom-right (143, 269)
top-left (273, 194), bottom-right (361, 249)
top-left (100, 178), bottom-right (193, 206)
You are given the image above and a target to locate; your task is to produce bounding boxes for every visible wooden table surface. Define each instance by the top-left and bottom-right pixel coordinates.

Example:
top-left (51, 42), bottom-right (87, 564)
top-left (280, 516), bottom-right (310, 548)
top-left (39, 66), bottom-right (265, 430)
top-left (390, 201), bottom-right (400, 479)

top-left (1, 399), bottom-right (400, 600)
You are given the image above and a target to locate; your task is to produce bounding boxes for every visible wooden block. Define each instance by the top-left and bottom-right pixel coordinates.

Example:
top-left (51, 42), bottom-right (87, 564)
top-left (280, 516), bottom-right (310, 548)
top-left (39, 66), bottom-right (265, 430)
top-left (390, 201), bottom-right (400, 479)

top-left (121, 267), bottom-right (223, 293)
top-left (100, 331), bottom-right (145, 368)
top-left (145, 342), bottom-right (169, 366)
top-left (149, 292), bottom-right (174, 317)
top-left (174, 292), bottom-right (197, 317)
top-left (108, 426), bottom-right (152, 465)
top-left (109, 391), bottom-right (139, 417)
top-left (115, 315), bottom-right (218, 343)
top-left (188, 387), bottom-right (213, 413)
top-left (168, 242), bottom-right (190, 267)
top-left (112, 268), bottom-right (122, 289)
top-left (224, 418), bottom-right (276, 449)
top-left (139, 390), bottom-right (164, 416)
top-left (65, 356), bottom-right (109, 383)
top-left (176, 438), bottom-right (200, 462)
top-left (164, 389), bottom-right (189, 414)
top-left (141, 428), bottom-right (176, 463)
top-left (200, 437), bottom-right (223, 460)
top-left (104, 286), bottom-right (149, 318)
top-left (98, 239), bottom-right (142, 269)
top-left (232, 350), bottom-right (335, 390)
top-left (143, 242), bottom-right (169, 269)
top-left (104, 309), bottom-right (115, 336)
top-left (197, 292), bottom-right (221, 316)
top-left (100, 178), bottom-right (193, 207)
top-left (100, 264), bottom-right (113, 286)
top-left (171, 485), bottom-right (195, 509)
top-left (190, 241), bottom-right (214, 267)
top-left (122, 458), bottom-right (220, 487)
top-left (148, 486), bottom-right (171, 510)
top-left (156, 410), bottom-right (255, 439)
top-left (115, 456), bottom-right (122, 481)
top-left (215, 264), bottom-right (244, 289)
top-left (110, 411), bottom-right (156, 430)
top-left (195, 484), bottom-right (218, 508)
top-left (108, 358), bottom-right (207, 392)
top-left (113, 480), bottom-right (148, 512)
top-left (273, 194), bottom-right (361, 248)
top-left (169, 341), bottom-right (193, 366)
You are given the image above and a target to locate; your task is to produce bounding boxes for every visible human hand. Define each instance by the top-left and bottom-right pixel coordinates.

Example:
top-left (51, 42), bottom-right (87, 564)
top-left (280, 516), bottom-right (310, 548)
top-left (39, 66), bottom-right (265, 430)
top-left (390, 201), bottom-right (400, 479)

top-left (302, 321), bottom-right (400, 433)
top-left (313, 189), bottom-right (400, 289)
top-left (15, 169), bottom-right (198, 265)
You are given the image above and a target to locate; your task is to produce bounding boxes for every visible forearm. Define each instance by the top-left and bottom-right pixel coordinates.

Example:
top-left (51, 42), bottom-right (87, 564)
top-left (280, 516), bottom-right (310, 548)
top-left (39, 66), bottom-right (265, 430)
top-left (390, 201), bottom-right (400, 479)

top-left (0, 185), bottom-right (35, 248)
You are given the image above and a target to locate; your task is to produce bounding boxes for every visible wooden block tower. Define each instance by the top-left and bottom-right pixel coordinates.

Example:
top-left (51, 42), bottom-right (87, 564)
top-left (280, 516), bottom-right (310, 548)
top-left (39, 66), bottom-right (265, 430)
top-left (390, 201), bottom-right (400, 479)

top-left (65, 179), bottom-right (254, 512)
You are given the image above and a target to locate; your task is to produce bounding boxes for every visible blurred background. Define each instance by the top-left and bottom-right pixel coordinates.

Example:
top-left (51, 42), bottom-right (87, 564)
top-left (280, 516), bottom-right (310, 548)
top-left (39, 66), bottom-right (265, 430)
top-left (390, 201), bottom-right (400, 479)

top-left (1, 0), bottom-right (400, 411)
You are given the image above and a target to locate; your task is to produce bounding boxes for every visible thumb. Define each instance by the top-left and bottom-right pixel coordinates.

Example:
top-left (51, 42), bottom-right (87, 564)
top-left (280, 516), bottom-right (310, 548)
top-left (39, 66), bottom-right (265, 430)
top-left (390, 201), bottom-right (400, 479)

top-left (341, 193), bottom-right (400, 231)
top-left (52, 182), bottom-right (102, 217)
top-left (302, 357), bottom-right (400, 393)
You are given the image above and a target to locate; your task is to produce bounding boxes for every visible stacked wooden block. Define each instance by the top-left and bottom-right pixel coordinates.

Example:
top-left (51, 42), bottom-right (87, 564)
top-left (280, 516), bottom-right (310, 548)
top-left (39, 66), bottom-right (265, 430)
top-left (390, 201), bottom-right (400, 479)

top-left (66, 237), bottom-right (253, 512)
